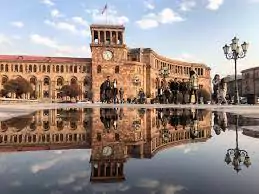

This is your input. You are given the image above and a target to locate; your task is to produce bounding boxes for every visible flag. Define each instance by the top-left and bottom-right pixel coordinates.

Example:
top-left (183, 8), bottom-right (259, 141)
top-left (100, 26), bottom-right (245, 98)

top-left (101, 3), bottom-right (108, 15)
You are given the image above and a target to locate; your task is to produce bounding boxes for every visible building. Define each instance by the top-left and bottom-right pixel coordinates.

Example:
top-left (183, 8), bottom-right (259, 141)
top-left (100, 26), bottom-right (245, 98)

top-left (0, 108), bottom-right (212, 182)
top-left (224, 74), bottom-right (242, 98)
top-left (241, 67), bottom-right (259, 103)
top-left (0, 24), bottom-right (211, 102)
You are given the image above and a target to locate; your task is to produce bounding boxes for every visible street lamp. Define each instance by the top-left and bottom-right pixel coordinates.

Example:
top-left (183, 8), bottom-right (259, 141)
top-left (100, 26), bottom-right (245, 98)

top-left (224, 115), bottom-right (251, 173)
top-left (159, 66), bottom-right (170, 89)
top-left (223, 37), bottom-right (249, 104)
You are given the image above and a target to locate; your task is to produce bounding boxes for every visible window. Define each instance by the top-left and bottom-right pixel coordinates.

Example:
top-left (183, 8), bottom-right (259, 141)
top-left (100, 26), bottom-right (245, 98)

top-left (115, 66), bottom-right (119, 73)
top-left (44, 77), bottom-right (50, 85)
top-left (97, 65), bottom-right (101, 73)
top-left (61, 65), bottom-right (64, 73)
top-left (57, 78), bottom-right (63, 86)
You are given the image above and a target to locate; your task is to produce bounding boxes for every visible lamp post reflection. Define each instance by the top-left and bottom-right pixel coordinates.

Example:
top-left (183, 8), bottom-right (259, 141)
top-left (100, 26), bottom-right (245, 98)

top-left (224, 115), bottom-right (251, 173)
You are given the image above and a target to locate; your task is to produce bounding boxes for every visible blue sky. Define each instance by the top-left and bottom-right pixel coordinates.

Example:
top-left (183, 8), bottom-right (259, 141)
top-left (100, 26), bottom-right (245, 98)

top-left (1, 0), bottom-right (259, 76)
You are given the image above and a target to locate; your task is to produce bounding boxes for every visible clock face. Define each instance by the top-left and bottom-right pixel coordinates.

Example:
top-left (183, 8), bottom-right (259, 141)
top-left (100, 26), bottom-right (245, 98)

top-left (103, 50), bottom-right (113, 61)
top-left (102, 146), bottom-right (113, 156)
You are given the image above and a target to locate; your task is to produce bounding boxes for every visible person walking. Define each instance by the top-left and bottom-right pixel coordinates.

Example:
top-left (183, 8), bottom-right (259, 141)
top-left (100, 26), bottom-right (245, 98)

top-left (212, 74), bottom-right (221, 104)
top-left (189, 69), bottom-right (199, 104)
top-left (119, 88), bottom-right (124, 103)
top-left (218, 78), bottom-right (228, 105)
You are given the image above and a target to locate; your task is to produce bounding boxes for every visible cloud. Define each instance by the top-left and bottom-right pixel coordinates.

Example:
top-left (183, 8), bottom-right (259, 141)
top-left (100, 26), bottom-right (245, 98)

top-left (44, 20), bottom-right (89, 37)
top-left (0, 34), bottom-right (12, 45)
top-left (41, 0), bottom-right (55, 6)
top-left (50, 9), bottom-right (64, 18)
top-left (180, 0), bottom-right (196, 11)
top-left (206, 0), bottom-right (224, 10)
top-left (72, 17), bottom-right (89, 27)
top-left (57, 171), bottom-right (89, 186)
top-left (31, 159), bottom-right (59, 173)
top-left (136, 8), bottom-right (184, 29)
top-left (144, 0), bottom-right (155, 10)
top-left (10, 21), bottom-right (24, 28)
top-left (86, 6), bottom-right (129, 25)
top-left (30, 34), bottom-right (91, 57)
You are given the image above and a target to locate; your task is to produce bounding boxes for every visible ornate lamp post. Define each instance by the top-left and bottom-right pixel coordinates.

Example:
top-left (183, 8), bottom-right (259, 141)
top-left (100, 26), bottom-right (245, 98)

top-left (224, 115), bottom-right (251, 173)
top-left (223, 37), bottom-right (249, 104)
top-left (159, 66), bottom-right (170, 89)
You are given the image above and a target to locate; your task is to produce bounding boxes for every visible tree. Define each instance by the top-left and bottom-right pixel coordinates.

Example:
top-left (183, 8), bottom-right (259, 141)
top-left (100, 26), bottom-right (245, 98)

top-left (0, 89), bottom-right (8, 97)
top-left (198, 88), bottom-right (211, 102)
top-left (3, 77), bottom-right (32, 98)
top-left (60, 84), bottom-right (82, 99)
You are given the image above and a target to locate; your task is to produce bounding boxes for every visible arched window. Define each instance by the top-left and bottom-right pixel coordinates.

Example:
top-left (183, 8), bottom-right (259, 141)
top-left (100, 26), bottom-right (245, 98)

top-left (5, 64), bottom-right (8, 72)
top-left (19, 64), bottom-right (23, 72)
top-left (97, 65), bottom-right (101, 73)
top-left (84, 78), bottom-right (89, 86)
top-left (71, 78), bottom-right (77, 85)
top-left (30, 77), bottom-right (36, 85)
top-left (2, 77), bottom-right (8, 85)
top-left (33, 65), bottom-right (37, 72)
top-left (43, 65), bottom-right (46, 72)
top-left (115, 66), bottom-right (119, 74)
top-left (47, 65), bottom-right (50, 73)
top-left (57, 78), bottom-right (63, 86)
top-left (44, 77), bottom-right (50, 85)
top-left (74, 66), bottom-right (77, 73)
top-left (56, 65), bottom-right (60, 73)
top-left (61, 65), bottom-right (64, 73)
top-left (29, 65), bottom-right (32, 72)
top-left (0, 64), bottom-right (4, 71)
top-left (15, 64), bottom-right (18, 72)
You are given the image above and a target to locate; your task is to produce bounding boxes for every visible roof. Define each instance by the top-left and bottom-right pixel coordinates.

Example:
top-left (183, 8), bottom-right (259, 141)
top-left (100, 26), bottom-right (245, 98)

top-left (0, 55), bottom-right (91, 63)
top-left (241, 66), bottom-right (259, 73)
top-left (224, 74), bottom-right (242, 82)
top-left (90, 24), bottom-right (125, 30)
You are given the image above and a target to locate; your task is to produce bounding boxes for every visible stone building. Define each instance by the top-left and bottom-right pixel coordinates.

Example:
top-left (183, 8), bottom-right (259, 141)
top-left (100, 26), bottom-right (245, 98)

top-left (0, 108), bottom-right (211, 182)
top-left (0, 24), bottom-right (211, 102)
top-left (241, 67), bottom-right (259, 103)
top-left (224, 74), bottom-right (242, 98)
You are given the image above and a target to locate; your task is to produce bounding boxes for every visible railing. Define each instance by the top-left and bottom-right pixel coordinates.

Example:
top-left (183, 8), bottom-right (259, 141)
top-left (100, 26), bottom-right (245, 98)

top-left (0, 98), bottom-right (39, 103)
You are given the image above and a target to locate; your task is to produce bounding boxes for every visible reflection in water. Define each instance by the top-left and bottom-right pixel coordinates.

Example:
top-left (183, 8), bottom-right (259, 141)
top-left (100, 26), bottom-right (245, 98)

top-left (0, 108), bottom-right (211, 183)
top-left (212, 112), bottom-right (252, 173)
top-left (224, 115), bottom-right (251, 173)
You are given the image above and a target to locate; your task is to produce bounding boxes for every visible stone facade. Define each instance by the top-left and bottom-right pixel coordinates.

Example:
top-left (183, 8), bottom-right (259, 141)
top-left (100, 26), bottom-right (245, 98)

top-left (224, 75), bottom-right (242, 97)
top-left (0, 24), bottom-right (211, 102)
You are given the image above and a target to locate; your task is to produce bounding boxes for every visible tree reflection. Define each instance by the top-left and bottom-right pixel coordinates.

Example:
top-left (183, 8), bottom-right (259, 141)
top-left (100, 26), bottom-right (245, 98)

top-left (2, 114), bottom-right (34, 131)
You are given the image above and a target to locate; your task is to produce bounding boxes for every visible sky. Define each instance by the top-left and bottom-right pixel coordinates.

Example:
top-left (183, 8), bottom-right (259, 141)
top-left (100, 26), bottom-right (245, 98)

top-left (1, 0), bottom-right (259, 77)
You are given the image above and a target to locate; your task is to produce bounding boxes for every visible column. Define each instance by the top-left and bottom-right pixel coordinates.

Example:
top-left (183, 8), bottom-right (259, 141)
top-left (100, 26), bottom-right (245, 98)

top-left (98, 31), bottom-right (100, 44)
top-left (104, 30), bottom-right (106, 44)
top-left (49, 79), bottom-right (52, 101)
top-left (51, 81), bottom-right (56, 100)
top-left (81, 81), bottom-right (84, 100)
top-left (121, 32), bottom-right (124, 44)
top-left (116, 31), bottom-right (118, 44)
top-left (91, 30), bottom-right (94, 43)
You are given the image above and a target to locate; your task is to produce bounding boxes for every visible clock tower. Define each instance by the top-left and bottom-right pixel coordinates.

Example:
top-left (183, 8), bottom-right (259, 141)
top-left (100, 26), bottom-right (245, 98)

top-left (90, 24), bottom-right (128, 102)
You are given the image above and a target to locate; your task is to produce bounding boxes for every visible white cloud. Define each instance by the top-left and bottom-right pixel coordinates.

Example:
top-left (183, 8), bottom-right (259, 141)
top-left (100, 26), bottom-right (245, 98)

top-left (176, 52), bottom-right (204, 63)
top-left (72, 17), bottom-right (89, 27)
top-left (41, 0), bottom-right (55, 6)
top-left (144, 1), bottom-right (155, 10)
top-left (136, 8), bottom-right (184, 29)
top-left (0, 34), bottom-right (12, 45)
top-left (86, 7), bottom-right (129, 25)
top-left (51, 9), bottom-right (64, 18)
top-left (30, 34), bottom-right (91, 57)
top-left (180, 0), bottom-right (196, 11)
top-left (10, 21), bottom-right (24, 28)
top-left (44, 20), bottom-right (89, 37)
top-left (207, 0), bottom-right (224, 10)
top-left (31, 159), bottom-right (59, 173)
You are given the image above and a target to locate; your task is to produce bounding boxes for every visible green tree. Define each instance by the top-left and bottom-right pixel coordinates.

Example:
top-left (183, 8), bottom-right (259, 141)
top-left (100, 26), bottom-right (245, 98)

top-left (3, 77), bottom-right (32, 98)
top-left (60, 84), bottom-right (82, 99)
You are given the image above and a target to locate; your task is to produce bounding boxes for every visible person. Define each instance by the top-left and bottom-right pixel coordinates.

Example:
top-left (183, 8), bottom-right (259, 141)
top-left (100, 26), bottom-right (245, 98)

top-left (218, 78), bottom-right (228, 105)
top-left (119, 88), bottom-right (124, 103)
top-left (212, 74), bottom-right (221, 104)
top-left (189, 69), bottom-right (199, 104)
top-left (179, 79), bottom-right (188, 104)
top-left (112, 79), bottom-right (118, 103)
top-left (170, 78), bottom-right (179, 104)
top-left (104, 76), bottom-right (112, 103)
